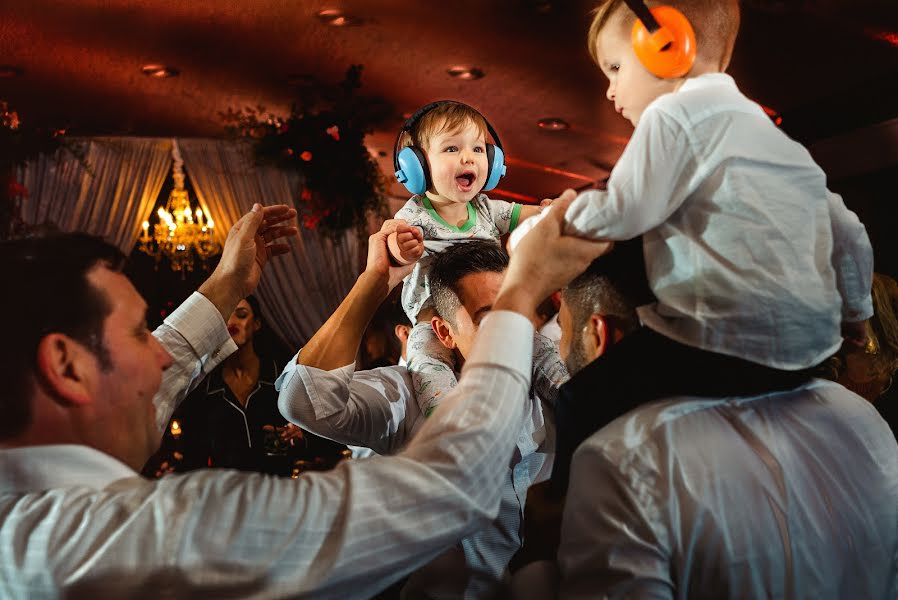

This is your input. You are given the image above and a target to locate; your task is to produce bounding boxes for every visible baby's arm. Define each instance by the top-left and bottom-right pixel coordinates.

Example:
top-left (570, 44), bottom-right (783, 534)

top-left (406, 322), bottom-right (458, 418)
top-left (827, 190), bottom-right (874, 345)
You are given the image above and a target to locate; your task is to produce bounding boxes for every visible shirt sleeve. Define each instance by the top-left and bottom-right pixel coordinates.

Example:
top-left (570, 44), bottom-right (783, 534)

top-left (564, 109), bottom-right (697, 241)
top-left (558, 442), bottom-right (673, 599)
top-left (151, 292), bottom-right (238, 435)
top-left (482, 197), bottom-right (522, 235)
top-left (276, 359), bottom-right (423, 455)
top-left (826, 190), bottom-right (874, 322)
top-left (7, 311), bottom-right (536, 599)
top-left (531, 331), bottom-right (569, 410)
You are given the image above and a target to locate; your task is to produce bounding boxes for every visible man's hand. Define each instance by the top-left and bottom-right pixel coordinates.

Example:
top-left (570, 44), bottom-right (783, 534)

top-left (386, 227), bottom-right (424, 266)
top-left (298, 219), bottom-right (415, 369)
top-left (495, 193), bottom-right (612, 322)
top-left (200, 203), bottom-right (298, 319)
top-left (365, 219), bottom-right (419, 291)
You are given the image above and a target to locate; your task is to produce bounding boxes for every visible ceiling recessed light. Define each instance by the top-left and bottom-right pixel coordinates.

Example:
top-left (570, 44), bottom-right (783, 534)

top-left (141, 64), bottom-right (179, 78)
top-left (446, 65), bottom-right (484, 80)
top-left (317, 9), bottom-right (363, 26)
top-left (0, 65), bottom-right (24, 78)
top-left (537, 117), bottom-right (569, 131)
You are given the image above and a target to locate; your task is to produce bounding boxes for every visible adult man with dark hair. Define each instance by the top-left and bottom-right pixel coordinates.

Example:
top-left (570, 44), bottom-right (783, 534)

top-left (278, 237), bottom-right (569, 598)
top-left (1, 197), bottom-right (606, 598)
top-left (548, 245), bottom-right (898, 598)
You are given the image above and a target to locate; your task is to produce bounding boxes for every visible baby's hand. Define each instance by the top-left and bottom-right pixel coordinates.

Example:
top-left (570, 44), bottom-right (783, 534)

top-left (387, 225), bottom-right (424, 266)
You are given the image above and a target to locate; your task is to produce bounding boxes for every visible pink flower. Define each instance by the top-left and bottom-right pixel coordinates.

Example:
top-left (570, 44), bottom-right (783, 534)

top-left (300, 188), bottom-right (312, 202)
top-left (326, 125), bottom-right (340, 141)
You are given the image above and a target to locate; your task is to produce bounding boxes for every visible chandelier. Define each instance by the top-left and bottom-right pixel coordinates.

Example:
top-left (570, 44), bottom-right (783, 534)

top-left (139, 140), bottom-right (221, 275)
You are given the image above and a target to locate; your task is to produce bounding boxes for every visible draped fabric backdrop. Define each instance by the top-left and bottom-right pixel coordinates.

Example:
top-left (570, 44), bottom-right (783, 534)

top-left (19, 137), bottom-right (171, 252)
top-left (178, 138), bottom-right (359, 348)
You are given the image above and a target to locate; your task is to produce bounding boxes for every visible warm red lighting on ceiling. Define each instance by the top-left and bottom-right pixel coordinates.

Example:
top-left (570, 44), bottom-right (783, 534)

top-left (446, 65), bottom-right (484, 80)
top-left (866, 28), bottom-right (898, 48)
top-left (505, 156), bottom-right (596, 183)
top-left (317, 9), bottom-right (363, 26)
top-left (141, 64), bottom-right (179, 78)
top-left (490, 188), bottom-right (539, 204)
top-left (537, 117), bottom-right (570, 131)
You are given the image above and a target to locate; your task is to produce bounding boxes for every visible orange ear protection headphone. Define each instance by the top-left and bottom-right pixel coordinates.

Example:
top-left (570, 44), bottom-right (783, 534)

top-left (624, 0), bottom-right (696, 78)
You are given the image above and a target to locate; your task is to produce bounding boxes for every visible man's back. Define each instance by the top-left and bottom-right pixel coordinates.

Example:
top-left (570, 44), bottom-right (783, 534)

top-left (559, 379), bottom-right (898, 599)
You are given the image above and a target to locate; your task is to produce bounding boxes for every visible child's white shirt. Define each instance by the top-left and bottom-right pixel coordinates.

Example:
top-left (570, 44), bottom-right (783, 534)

top-left (532, 73), bottom-right (872, 369)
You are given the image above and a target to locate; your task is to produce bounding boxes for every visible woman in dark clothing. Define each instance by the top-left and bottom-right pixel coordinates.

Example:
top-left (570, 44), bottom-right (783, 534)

top-left (145, 296), bottom-right (347, 477)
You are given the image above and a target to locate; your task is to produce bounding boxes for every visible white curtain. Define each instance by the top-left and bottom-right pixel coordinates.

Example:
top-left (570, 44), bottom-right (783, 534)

top-left (19, 137), bottom-right (171, 252)
top-left (178, 138), bottom-right (359, 348)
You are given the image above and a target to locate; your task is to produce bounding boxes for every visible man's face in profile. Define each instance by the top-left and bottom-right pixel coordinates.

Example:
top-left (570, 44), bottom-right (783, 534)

top-left (441, 270), bottom-right (505, 360)
top-left (85, 267), bottom-right (173, 469)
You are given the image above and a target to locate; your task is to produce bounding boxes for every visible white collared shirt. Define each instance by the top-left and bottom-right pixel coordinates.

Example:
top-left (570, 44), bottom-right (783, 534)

top-left (276, 331), bottom-right (567, 598)
top-left (535, 73), bottom-right (873, 369)
top-left (558, 379), bottom-right (898, 599)
top-left (0, 293), bottom-right (536, 599)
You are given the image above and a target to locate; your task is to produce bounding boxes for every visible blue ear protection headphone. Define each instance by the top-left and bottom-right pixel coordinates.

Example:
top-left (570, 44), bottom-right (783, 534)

top-left (393, 100), bottom-right (507, 196)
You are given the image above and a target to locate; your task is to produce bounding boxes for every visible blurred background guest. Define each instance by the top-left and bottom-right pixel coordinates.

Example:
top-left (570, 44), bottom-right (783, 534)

top-left (825, 273), bottom-right (898, 439)
top-left (144, 295), bottom-right (347, 477)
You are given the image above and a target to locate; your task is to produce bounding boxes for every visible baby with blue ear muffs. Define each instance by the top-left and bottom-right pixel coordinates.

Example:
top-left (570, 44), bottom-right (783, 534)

top-left (387, 100), bottom-right (545, 417)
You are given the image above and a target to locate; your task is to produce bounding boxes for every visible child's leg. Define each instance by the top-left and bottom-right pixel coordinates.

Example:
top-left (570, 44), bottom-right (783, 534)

top-left (406, 321), bottom-right (458, 418)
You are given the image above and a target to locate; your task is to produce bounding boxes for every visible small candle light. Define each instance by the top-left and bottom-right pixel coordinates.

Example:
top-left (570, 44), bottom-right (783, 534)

top-left (196, 207), bottom-right (204, 225)
top-left (170, 420), bottom-right (182, 439)
top-left (141, 221), bottom-right (149, 241)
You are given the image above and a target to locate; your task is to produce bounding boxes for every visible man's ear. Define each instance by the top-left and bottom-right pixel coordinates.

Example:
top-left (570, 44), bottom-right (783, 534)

top-left (431, 316), bottom-right (456, 350)
top-left (585, 314), bottom-right (613, 361)
top-left (394, 324), bottom-right (410, 344)
top-left (35, 334), bottom-right (95, 407)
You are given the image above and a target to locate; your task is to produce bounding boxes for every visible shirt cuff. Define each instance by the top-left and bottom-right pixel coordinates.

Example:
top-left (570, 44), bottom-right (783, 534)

top-left (465, 310), bottom-right (534, 379)
top-left (164, 291), bottom-right (237, 361)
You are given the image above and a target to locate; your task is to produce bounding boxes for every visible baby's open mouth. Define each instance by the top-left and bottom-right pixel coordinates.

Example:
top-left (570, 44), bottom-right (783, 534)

top-left (456, 172), bottom-right (475, 187)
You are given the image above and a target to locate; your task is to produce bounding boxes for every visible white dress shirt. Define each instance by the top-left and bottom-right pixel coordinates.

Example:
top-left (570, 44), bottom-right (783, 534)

top-left (513, 73), bottom-right (873, 370)
top-left (277, 332), bottom-right (568, 598)
top-left (559, 379), bottom-right (898, 599)
top-left (0, 293), bottom-right (536, 599)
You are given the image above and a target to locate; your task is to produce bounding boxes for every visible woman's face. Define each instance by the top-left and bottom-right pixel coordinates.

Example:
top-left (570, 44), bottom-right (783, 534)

top-left (226, 299), bottom-right (261, 348)
top-left (839, 349), bottom-right (892, 402)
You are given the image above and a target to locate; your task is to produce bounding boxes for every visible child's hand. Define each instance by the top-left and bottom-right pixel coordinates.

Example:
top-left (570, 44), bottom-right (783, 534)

top-left (387, 225), bottom-right (424, 266)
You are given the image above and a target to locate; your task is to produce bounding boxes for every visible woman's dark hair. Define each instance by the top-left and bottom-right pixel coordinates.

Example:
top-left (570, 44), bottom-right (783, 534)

top-left (240, 294), bottom-right (291, 364)
top-left (0, 233), bottom-right (126, 439)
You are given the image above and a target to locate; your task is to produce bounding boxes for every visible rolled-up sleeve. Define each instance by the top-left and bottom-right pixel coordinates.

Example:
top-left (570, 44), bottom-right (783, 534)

top-left (277, 359), bottom-right (420, 455)
top-left (827, 190), bottom-right (873, 322)
top-left (151, 292), bottom-right (238, 435)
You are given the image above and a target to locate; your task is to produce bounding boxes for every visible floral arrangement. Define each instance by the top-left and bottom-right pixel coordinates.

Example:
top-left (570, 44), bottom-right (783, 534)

top-left (1, 100), bottom-right (85, 239)
top-left (222, 65), bottom-right (393, 237)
